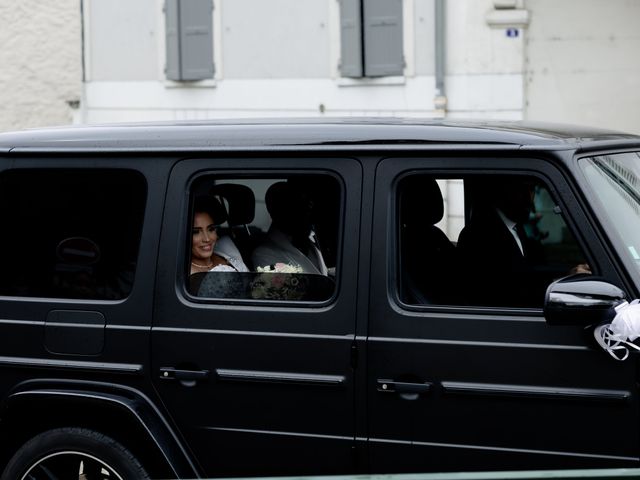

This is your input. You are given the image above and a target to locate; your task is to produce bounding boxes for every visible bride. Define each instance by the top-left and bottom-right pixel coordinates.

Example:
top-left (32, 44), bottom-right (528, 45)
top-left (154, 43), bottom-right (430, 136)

top-left (190, 196), bottom-right (248, 275)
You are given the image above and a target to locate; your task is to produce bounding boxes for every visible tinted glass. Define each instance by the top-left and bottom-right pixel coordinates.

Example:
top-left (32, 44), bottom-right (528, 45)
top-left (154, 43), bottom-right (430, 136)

top-left (582, 152), bottom-right (640, 273)
top-left (0, 169), bottom-right (146, 300)
top-left (187, 175), bottom-right (340, 302)
top-left (397, 174), bottom-right (589, 308)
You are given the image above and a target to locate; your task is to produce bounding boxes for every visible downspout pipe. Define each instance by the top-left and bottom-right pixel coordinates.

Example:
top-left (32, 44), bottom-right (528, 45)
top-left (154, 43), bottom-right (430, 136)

top-left (78, 0), bottom-right (87, 124)
top-left (434, 0), bottom-right (447, 116)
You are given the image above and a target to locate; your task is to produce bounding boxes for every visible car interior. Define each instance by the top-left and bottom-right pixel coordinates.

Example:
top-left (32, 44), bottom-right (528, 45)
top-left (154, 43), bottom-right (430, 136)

top-left (187, 174), bottom-right (340, 301)
top-left (398, 174), bottom-right (589, 308)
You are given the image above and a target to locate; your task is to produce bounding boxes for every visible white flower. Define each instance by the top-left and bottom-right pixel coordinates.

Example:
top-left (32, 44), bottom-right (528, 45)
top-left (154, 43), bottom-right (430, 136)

top-left (256, 263), bottom-right (303, 274)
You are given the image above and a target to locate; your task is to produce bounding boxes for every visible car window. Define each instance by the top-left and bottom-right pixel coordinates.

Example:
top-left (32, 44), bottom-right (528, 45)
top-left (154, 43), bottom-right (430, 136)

top-left (0, 169), bottom-right (146, 300)
top-left (397, 174), bottom-right (589, 308)
top-left (186, 174), bottom-right (340, 302)
top-left (581, 152), bottom-right (640, 274)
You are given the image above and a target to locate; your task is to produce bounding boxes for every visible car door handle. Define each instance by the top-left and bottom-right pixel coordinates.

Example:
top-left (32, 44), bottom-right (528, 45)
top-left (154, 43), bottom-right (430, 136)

top-left (377, 378), bottom-right (432, 394)
top-left (160, 367), bottom-right (210, 381)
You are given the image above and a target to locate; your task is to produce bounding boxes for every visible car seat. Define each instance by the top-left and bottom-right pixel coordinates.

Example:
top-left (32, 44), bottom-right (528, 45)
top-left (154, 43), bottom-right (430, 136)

top-left (210, 183), bottom-right (260, 269)
top-left (399, 177), bottom-right (457, 304)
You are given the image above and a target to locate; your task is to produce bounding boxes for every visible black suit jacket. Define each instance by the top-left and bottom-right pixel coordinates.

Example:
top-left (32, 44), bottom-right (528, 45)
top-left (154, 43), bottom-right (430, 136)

top-left (457, 207), bottom-right (545, 307)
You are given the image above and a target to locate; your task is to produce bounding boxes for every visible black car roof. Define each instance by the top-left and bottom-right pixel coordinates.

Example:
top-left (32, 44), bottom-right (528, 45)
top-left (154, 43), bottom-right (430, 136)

top-left (1, 118), bottom-right (639, 154)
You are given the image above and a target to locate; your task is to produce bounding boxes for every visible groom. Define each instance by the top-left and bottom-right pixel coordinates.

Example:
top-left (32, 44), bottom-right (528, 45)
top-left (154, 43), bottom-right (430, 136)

top-left (456, 177), bottom-right (543, 307)
top-left (252, 181), bottom-right (328, 276)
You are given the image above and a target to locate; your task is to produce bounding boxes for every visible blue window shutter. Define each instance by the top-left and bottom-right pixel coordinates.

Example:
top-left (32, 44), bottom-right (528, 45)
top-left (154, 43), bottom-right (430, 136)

top-left (363, 0), bottom-right (404, 77)
top-left (165, 0), bottom-right (181, 80)
top-left (179, 0), bottom-right (214, 80)
top-left (339, 0), bottom-right (363, 78)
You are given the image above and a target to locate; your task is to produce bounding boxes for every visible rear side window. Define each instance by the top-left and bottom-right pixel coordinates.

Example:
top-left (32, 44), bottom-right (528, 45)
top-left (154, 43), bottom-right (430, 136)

top-left (186, 174), bottom-right (340, 303)
top-left (0, 169), bottom-right (146, 300)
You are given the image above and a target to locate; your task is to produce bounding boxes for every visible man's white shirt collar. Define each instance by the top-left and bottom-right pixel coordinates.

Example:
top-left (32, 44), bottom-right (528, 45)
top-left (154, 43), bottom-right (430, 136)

top-left (496, 208), bottom-right (524, 255)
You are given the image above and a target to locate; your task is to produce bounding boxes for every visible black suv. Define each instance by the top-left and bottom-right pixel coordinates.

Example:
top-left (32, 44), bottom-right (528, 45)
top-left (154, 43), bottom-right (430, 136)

top-left (0, 119), bottom-right (639, 479)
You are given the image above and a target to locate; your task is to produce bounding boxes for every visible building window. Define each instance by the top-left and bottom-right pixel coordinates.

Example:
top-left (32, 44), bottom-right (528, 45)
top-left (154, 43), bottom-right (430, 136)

top-left (165, 0), bottom-right (214, 81)
top-left (339, 0), bottom-right (404, 78)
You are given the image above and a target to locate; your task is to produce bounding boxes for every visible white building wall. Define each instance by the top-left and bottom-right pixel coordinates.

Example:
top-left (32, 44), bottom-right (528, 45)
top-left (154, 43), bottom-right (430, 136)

top-left (82, 0), bottom-right (448, 123)
top-left (87, 0), bottom-right (158, 81)
top-left (221, 0), bottom-right (331, 79)
top-left (0, 0), bottom-right (82, 132)
top-left (445, 0), bottom-right (527, 120)
top-left (3, 1), bottom-right (639, 136)
top-left (525, 0), bottom-right (640, 134)
top-left (82, 0), bottom-right (529, 124)
top-left (413, 0), bottom-right (436, 76)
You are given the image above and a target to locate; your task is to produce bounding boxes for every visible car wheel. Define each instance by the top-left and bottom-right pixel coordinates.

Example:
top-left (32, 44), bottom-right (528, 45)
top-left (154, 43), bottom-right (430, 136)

top-left (1, 427), bottom-right (150, 480)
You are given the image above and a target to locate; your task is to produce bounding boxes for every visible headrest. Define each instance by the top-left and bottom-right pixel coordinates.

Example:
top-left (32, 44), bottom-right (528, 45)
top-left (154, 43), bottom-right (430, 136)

top-left (400, 176), bottom-right (444, 226)
top-left (210, 183), bottom-right (255, 226)
top-left (264, 180), bottom-right (316, 224)
top-left (264, 181), bottom-right (291, 219)
top-left (193, 195), bottom-right (228, 225)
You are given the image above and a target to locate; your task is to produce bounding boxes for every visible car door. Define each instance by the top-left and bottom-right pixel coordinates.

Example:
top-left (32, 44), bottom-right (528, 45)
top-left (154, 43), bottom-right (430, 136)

top-left (152, 157), bottom-right (362, 477)
top-left (367, 155), bottom-right (640, 473)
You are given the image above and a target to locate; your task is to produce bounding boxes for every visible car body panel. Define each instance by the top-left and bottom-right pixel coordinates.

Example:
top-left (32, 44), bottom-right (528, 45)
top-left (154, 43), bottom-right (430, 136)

top-left (0, 120), bottom-right (639, 477)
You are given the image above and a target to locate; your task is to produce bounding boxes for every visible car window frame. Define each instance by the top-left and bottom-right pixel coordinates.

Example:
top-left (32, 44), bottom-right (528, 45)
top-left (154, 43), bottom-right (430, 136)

top-left (155, 155), bottom-right (363, 334)
top-left (179, 168), bottom-right (349, 309)
top-left (0, 155), bottom-right (168, 329)
top-left (573, 148), bottom-right (640, 299)
top-left (373, 155), bottom-right (614, 317)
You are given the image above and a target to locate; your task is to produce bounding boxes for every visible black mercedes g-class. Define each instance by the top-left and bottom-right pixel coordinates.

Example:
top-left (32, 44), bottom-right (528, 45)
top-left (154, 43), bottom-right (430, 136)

top-left (0, 119), bottom-right (639, 479)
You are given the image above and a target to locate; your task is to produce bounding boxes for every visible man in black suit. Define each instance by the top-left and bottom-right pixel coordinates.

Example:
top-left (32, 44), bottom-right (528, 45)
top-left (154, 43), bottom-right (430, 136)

top-left (457, 177), bottom-right (545, 307)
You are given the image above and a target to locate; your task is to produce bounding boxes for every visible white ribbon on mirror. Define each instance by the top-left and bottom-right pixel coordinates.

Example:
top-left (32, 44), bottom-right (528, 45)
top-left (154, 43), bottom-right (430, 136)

top-left (594, 299), bottom-right (640, 361)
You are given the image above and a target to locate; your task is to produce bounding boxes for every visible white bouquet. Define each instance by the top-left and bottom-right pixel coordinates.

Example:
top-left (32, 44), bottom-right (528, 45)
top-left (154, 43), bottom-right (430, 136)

top-left (256, 263), bottom-right (304, 274)
top-left (251, 263), bottom-right (306, 300)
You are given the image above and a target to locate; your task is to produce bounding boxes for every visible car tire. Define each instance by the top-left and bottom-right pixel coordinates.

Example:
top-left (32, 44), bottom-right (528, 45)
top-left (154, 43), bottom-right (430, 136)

top-left (1, 427), bottom-right (150, 480)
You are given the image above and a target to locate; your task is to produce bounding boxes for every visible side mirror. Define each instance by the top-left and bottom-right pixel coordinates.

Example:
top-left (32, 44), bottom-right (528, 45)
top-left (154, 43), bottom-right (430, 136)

top-left (544, 274), bottom-right (626, 326)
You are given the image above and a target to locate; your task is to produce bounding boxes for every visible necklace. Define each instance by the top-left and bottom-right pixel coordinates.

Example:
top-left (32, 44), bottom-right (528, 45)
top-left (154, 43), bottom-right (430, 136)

top-left (191, 261), bottom-right (214, 269)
